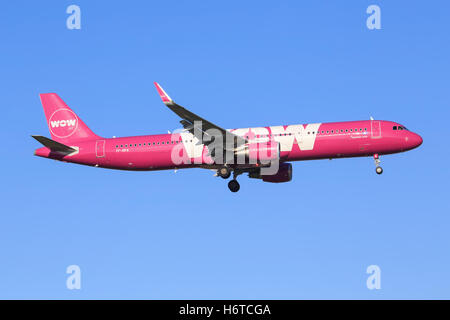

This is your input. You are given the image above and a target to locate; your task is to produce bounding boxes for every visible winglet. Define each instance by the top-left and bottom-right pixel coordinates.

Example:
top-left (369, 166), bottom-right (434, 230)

top-left (154, 82), bottom-right (173, 105)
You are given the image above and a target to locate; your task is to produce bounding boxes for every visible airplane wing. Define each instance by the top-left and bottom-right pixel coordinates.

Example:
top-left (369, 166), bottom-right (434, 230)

top-left (154, 82), bottom-right (247, 152)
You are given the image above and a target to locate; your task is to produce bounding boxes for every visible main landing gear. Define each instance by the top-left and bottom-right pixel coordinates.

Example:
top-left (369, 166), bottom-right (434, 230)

top-left (374, 154), bottom-right (383, 175)
top-left (216, 166), bottom-right (242, 192)
top-left (228, 169), bottom-right (244, 192)
top-left (228, 179), bottom-right (240, 193)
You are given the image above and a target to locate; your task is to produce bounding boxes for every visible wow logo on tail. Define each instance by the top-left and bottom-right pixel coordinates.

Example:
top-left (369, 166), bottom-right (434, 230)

top-left (48, 109), bottom-right (79, 138)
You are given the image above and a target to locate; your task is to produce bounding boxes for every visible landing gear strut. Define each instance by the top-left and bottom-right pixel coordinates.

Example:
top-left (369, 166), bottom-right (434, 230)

top-left (374, 154), bottom-right (383, 175)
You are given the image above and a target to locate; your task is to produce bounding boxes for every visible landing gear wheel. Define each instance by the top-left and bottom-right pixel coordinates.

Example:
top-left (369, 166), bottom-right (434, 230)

top-left (218, 166), bottom-right (231, 179)
top-left (228, 179), bottom-right (240, 192)
top-left (373, 154), bottom-right (383, 175)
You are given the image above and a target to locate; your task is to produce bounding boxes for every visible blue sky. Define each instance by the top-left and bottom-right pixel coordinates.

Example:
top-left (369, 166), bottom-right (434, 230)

top-left (0, 0), bottom-right (449, 299)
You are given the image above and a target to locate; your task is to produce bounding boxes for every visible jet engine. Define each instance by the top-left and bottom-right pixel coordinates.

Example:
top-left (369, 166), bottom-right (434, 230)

top-left (249, 162), bottom-right (293, 183)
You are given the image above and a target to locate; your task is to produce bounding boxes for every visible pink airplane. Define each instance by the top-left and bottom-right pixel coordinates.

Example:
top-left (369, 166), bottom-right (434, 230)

top-left (33, 82), bottom-right (423, 192)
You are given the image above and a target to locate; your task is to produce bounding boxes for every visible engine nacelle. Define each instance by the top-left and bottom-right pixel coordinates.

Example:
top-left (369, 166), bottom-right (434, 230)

top-left (234, 141), bottom-right (280, 164)
top-left (249, 162), bottom-right (293, 183)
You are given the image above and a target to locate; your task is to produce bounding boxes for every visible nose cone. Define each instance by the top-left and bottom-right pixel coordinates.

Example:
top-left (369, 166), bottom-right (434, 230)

top-left (405, 132), bottom-right (423, 150)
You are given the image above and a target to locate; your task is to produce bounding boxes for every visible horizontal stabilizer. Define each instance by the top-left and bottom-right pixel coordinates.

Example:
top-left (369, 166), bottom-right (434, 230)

top-left (31, 135), bottom-right (76, 154)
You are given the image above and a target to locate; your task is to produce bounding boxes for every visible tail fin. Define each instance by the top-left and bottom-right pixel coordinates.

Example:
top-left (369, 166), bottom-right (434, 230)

top-left (39, 93), bottom-right (99, 144)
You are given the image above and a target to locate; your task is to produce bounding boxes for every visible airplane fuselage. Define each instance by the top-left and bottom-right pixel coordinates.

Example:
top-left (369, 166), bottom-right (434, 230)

top-left (35, 119), bottom-right (423, 171)
top-left (33, 89), bottom-right (423, 192)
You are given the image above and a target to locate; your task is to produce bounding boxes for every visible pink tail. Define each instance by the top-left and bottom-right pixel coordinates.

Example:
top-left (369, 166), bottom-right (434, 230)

top-left (39, 93), bottom-right (99, 144)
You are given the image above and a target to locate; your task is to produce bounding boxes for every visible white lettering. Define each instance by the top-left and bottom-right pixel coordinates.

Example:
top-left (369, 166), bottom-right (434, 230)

top-left (50, 120), bottom-right (77, 128)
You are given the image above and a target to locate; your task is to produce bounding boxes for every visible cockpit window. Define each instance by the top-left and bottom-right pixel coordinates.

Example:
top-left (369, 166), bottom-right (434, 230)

top-left (393, 126), bottom-right (397, 130)
top-left (394, 125), bottom-right (408, 131)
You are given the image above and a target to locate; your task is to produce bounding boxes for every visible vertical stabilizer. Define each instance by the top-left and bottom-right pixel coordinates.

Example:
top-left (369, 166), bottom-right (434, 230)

top-left (39, 93), bottom-right (99, 144)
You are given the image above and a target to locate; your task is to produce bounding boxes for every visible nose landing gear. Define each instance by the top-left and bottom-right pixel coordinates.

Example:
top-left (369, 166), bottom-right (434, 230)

top-left (374, 154), bottom-right (383, 175)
